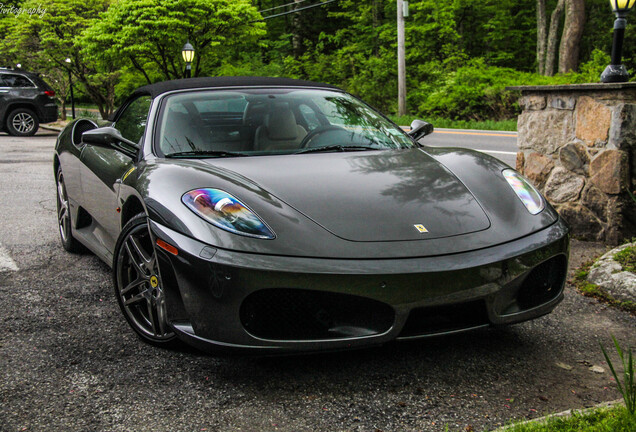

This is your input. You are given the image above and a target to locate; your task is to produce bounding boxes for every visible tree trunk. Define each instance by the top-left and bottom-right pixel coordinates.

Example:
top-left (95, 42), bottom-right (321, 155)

top-left (537, 0), bottom-right (547, 74)
top-left (558, 0), bottom-right (586, 73)
top-left (58, 99), bottom-right (67, 121)
top-left (292, 0), bottom-right (303, 57)
top-left (545, 0), bottom-right (565, 76)
top-left (373, 0), bottom-right (381, 56)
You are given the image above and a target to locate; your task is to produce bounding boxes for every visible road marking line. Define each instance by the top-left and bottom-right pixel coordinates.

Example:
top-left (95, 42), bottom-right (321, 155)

top-left (433, 130), bottom-right (517, 137)
top-left (427, 145), bottom-right (518, 156)
top-left (483, 150), bottom-right (518, 155)
top-left (0, 244), bottom-right (19, 272)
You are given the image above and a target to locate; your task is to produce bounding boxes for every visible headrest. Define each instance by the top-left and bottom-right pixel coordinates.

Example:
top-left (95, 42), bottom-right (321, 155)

top-left (265, 105), bottom-right (298, 140)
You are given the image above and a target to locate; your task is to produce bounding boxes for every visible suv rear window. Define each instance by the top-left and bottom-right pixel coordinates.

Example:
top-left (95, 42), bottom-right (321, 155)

top-left (0, 74), bottom-right (35, 88)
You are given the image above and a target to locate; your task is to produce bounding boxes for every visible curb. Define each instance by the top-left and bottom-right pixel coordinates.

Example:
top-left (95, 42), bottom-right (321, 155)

top-left (493, 399), bottom-right (624, 431)
top-left (40, 125), bottom-right (63, 132)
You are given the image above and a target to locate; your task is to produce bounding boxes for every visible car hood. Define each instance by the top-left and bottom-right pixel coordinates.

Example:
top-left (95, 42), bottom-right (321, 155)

top-left (203, 148), bottom-right (491, 242)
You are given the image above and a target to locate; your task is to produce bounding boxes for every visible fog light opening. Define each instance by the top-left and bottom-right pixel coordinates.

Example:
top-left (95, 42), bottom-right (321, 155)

top-left (516, 255), bottom-right (567, 311)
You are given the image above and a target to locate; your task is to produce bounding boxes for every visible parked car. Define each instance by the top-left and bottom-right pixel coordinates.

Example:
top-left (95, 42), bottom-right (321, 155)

top-left (0, 68), bottom-right (58, 136)
top-left (54, 77), bottom-right (569, 354)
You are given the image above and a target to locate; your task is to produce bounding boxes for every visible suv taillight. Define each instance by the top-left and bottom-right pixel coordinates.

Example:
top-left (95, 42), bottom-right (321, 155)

top-left (44, 90), bottom-right (55, 97)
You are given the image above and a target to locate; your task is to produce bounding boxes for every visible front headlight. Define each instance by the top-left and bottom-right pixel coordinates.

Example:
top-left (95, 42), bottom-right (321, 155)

top-left (502, 169), bottom-right (544, 215)
top-left (182, 188), bottom-right (275, 239)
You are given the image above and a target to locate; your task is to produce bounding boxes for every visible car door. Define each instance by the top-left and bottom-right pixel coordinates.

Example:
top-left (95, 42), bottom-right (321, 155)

top-left (79, 95), bottom-right (152, 255)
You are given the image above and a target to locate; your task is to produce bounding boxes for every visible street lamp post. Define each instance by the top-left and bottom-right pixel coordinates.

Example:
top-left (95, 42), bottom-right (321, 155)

top-left (65, 58), bottom-right (75, 119)
top-left (181, 41), bottom-right (195, 78)
top-left (600, 0), bottom-right (635, 83)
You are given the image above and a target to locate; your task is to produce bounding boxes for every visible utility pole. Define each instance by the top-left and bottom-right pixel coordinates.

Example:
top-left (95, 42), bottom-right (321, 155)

top-left (397, 0), bottom-right (407, 116)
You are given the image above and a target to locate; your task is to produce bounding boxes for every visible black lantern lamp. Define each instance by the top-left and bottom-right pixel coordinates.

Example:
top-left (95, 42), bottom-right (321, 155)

top-left (601, 0), bottom-right (636, 82)
top-left (181, 41), bottom-right (195, 78)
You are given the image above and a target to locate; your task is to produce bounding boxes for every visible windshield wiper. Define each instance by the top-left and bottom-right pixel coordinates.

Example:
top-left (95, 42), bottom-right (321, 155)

top-left (295, 145), bottom-right (380, 154)
top-left (166, 150), bottom-right (247, 158)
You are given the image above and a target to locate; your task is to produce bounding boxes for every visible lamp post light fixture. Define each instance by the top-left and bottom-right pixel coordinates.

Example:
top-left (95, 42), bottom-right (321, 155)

top-left (181, 41), bottom-right (195, 78)
top-left (65, 58), bottom-right (75, 119)
top-left (601, 0), bottom-right (636, 83)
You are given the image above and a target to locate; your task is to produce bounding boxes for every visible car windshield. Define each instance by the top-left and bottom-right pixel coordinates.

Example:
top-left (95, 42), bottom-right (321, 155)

top-left (157, 88), bottom-right (416, 158)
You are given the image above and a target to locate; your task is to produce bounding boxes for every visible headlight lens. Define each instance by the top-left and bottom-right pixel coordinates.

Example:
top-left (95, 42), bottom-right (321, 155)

top-left (502, 169), bottom-right (544, 215)
top-left (182, 188), bottom-right (275, 239)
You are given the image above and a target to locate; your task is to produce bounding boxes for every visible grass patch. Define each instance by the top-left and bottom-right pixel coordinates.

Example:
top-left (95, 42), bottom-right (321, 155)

top-left (495, 405), bottom-right (635, 431)
top-left (388, 115), bottom-right (517, 131)
top-left (573, 261), bottom-right (636, 315)
top-left (614, 245), bottom-right (636, 273)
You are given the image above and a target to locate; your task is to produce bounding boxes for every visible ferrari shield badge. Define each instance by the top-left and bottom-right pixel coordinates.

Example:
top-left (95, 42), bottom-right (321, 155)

top-left (414, 224), bottom-right (428, 233)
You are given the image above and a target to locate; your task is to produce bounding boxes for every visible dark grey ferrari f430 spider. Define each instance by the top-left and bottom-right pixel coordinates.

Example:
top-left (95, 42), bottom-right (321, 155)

top-left (54, 77), bottom-right (569, 354)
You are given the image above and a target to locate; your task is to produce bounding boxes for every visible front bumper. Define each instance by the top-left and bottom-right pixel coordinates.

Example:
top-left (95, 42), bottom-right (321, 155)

top-left (150, 218), bottom-right (570, 354)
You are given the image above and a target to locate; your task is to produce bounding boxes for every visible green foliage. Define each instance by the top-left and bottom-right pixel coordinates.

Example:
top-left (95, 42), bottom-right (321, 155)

top-left (4, 0), bottom-right (632, 116)
top-left (601, 336), bottom-right (635, 414)
top-left (614, 246), bottom-right (636, 274)
top-left (577, 50), bottom-right (613, 82)
top-left (496, 405), bottom-right (635, 431)
top-left (81, 0), bottom-right (265, 82)
top-left (1, 0), bottom-right (119, 117)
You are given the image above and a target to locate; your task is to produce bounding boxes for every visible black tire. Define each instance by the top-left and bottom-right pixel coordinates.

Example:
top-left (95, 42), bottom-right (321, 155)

top-left (56, 168), bottom-right (84, 253)
top-left (113, 213), bottom-right (180, 348)
top-left (6, 108), bottom-right (39, 136)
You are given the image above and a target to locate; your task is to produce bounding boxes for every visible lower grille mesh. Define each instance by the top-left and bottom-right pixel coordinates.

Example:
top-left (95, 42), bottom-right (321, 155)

top-left (240, 289), bottom-right (394, 340)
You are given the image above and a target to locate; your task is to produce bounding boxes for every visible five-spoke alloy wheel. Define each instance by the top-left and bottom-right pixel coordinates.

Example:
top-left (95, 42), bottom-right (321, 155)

top-left (114, 214), bottom-right (177, 346)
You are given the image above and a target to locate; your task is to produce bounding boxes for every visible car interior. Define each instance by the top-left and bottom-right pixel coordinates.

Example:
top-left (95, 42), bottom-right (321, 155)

top-left (159, 95), bottom-right (328, 155)
top-left (157, 91), bottom-right (409, 157)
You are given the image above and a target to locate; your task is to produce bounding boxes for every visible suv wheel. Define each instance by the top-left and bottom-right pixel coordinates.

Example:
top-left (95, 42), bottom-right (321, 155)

top-left (6, 108), bottom-right (39, 136)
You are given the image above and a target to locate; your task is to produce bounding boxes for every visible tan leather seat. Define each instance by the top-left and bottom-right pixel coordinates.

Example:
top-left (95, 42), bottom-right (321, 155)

top-left (254, 104), bottom-right (307, 151)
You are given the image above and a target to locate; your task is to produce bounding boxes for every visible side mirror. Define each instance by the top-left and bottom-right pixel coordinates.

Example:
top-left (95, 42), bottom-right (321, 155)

top-left (82, 127), bottom-right (138, 158)
top-left (408, 119), bottom-right (434, 141)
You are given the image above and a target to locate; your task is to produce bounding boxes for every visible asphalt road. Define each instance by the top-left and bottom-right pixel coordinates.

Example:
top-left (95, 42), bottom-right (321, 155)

top-left (1, 131), bottom-right (634, 432)
top-left (422, 129), bottom-right (518, 167)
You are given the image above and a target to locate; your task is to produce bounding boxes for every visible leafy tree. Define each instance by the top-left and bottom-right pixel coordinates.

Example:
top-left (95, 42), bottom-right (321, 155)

top-left (2, 0), bottom-right (120, 118)
top-left (81, 0), bottom-right (266, 83)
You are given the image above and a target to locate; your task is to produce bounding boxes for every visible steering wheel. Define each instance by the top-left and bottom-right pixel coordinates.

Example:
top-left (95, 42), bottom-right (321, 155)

top-left (299, 125), bottom-right (347, 148)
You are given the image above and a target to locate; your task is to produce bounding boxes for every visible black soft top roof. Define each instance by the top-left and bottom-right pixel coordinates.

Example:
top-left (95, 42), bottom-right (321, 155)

top-left (132, 76), bottom-right (340, 99)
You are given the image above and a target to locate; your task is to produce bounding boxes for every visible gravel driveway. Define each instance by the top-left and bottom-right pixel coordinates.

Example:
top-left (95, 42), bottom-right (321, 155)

top-left (1, 132), bottom-right (634, 432)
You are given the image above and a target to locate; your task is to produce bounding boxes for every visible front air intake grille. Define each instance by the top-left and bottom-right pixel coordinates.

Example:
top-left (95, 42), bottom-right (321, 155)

top-left (517, 254), bottom-right (567, 310)
top-left (399, 300), bottom-right (489, 338)
top-left (240, 289), bottom-right (394, 341)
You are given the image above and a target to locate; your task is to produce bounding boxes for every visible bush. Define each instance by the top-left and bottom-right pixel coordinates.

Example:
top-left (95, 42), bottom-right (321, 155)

top-left (412, 56), bottom-right (619, 122)
top-left (415, 59), bottom-right (531, 121)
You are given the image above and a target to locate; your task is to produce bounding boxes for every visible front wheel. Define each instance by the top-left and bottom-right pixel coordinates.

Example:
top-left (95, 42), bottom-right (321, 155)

top-left (113, 214), bottom-right (179, 347)
top-left (6, 108), bottom-right (39, 136)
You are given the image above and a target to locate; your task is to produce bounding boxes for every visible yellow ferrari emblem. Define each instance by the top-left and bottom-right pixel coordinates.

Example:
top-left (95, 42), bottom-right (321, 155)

top-left (150, 275), bottom-right (159, 288)
top-left (414, 224), bottom-right (428, 233)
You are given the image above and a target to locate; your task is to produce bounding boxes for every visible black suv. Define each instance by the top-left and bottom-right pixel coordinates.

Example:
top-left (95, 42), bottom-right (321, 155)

top-left (0, 68), bottom-right (58, 136)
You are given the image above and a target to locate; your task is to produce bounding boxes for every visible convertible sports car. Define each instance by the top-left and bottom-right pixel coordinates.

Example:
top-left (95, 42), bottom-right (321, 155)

top-left (54, 77), bottom-right (569, 354)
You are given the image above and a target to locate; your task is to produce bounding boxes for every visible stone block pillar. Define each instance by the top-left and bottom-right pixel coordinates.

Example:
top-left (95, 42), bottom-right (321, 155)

top-left (508, 83), bottom-right (636, 244)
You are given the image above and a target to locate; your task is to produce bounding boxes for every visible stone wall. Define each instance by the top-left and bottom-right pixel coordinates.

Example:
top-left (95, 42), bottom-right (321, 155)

top-left (509, 83), bottom-right (636, 244)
